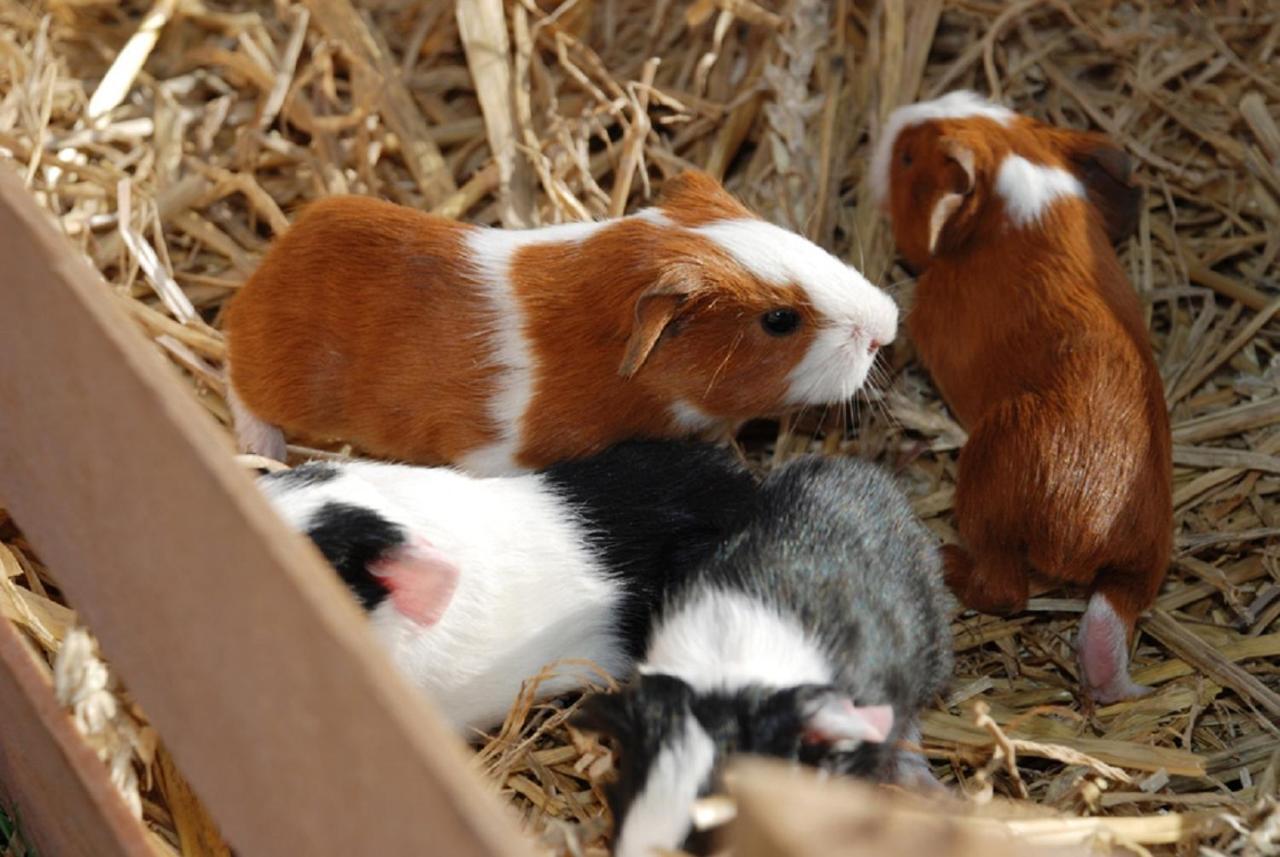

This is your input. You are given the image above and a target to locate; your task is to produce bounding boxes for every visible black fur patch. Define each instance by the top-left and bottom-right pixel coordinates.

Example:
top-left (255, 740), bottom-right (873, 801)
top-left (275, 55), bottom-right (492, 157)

top-left (304, 502), bottom-right (407, 610)
top-left (542, 440), bottom-right (757, 657)
top-left (575, 674), bottom-right (695, 829)
top-left (261, 462), bottom-right (341, 488)
top-left (576, 676), bottom-right (847, 855)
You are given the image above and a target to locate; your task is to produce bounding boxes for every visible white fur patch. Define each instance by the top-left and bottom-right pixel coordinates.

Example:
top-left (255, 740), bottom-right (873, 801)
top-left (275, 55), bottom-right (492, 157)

top-left (633, 206), bottom-right (674, 227)
top-left (641, 588), bottom-right (833, 692)
top-left (691, 218), bottom-right (899, 407)
top-left (783, 325), bottom-right (871, 407)
top-left (995, 154), bottom-right (1084, 227)
top-left (463, 221), bottom-right (611, 474)
top-left (261, 460), bottom-right (630, 730)
top-left (870, 90), bottom-right (1015, 203)
top-left (461, 211), bottom-right (688, 473)
top-left (454, 443), bottom-right (528, 477)
top-left (613, 715), bottom-right (716, 857)
top-left (669, 399), bottom-right (718, 432)
top-left (691, 219), bottom-right (882, 322)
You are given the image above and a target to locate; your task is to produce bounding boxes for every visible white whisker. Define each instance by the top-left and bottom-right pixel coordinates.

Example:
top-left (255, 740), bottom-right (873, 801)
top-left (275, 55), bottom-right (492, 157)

top-left (705, 332), bottom-right (744, 398)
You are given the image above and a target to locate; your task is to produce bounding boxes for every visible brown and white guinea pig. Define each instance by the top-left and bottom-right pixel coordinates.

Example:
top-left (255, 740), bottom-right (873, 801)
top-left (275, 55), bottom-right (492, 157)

top-left (873, 91), bottom-right (1171, 703)
top-left (257, 440), bottom-right (758, 731)
top-left (224, 171), bottom-right (898, 474)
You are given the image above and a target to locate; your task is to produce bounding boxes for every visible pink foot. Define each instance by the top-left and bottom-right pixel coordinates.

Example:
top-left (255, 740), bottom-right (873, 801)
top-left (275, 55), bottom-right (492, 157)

top-left (1078, 592), bottom-right (1151, 704)
top-left (227, 383), bottom-right (287, 461)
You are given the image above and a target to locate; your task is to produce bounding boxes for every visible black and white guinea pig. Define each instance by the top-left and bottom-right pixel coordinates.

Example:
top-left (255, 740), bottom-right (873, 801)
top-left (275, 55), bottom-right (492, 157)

top-left (576, 456), bottom-right (954, 857)
top-left (256, 440), bottom-right (757, 732)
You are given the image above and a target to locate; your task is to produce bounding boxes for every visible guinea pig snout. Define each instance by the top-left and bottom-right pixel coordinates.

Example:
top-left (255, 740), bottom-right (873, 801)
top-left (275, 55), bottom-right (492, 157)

top-left (848, 326), bottom-right (882, 356)
top-left (852, 287), bottom-right (900, 354)
top-left (853, 314), bottom-right (893, 355)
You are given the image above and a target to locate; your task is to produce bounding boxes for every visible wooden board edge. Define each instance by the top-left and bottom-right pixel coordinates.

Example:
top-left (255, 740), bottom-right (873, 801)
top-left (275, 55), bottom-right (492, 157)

top-left (727, 759), bottom-right (1090, 857)
top-left (0, 617), bottom-right (153, 857)
top-left (0, 164), bottom-right (532, 855)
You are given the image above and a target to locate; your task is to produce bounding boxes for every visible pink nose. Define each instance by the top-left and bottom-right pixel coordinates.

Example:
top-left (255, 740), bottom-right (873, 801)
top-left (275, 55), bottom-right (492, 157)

top-left (868, 340), bottom-right (882, 354)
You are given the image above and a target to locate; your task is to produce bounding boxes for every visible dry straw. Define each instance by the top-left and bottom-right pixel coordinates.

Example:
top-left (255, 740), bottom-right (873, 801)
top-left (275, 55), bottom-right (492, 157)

top-left (0, 0), bottom-right (1277, 854)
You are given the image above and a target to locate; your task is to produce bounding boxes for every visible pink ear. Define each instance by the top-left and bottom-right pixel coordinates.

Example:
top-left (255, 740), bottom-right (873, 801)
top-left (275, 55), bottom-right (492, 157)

top-left (804, 697), bottom-right (895, 749)
top-left (856, 705), bottom-right (895, 742)
top-left (368, 535), bottom-right (460, 626)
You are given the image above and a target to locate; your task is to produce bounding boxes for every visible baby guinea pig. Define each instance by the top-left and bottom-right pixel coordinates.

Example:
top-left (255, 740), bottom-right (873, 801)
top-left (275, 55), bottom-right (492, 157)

top-left (576, 455), bottom-right (953, 857)
top-left (258, 440), bottom-right (758, 732)
top-left (873, 91), bottom-right (1170, 703)
top-left (225, 170), bottom-right (898, 473)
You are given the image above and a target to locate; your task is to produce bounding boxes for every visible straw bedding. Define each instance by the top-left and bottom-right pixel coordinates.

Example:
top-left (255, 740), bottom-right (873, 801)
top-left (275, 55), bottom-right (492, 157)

top-left (0, 0), bottom-right (1277, 854)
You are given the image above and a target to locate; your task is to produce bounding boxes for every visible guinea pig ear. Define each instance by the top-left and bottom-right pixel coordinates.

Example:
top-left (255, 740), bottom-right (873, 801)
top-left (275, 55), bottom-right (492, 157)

top-left (659, 169), bottom-right (723, 202)
top-left (928, 138), bottom-right (976, 256)
top-left (618, 265), bottom-right (700, 379)
top-left (368, 534), bottom-right (460, 626)
top-left (800, 691), bottom-right (895, 752)
top-left (657, 170), bottom-right (754, 221)
top-left (1062, 136), bottom-right (1142, 244)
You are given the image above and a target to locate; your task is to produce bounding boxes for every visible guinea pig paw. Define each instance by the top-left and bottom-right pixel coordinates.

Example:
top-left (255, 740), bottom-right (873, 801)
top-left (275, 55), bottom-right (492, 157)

top-left (1087, 676), bottom-right (1153, 706)
top-left (947, 551), bottom-right (1030, 616)
top-left (227, 387), bottom-right (287, 461)
top-left (886, 750), bottom-right (949, 795)
top-left (939, 544), bottom-right (974, 589)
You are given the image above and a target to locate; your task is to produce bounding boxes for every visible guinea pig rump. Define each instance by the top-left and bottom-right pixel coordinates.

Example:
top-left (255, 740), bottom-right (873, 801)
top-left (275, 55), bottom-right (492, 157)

top-left (225, 197), bottom-right (499, 466)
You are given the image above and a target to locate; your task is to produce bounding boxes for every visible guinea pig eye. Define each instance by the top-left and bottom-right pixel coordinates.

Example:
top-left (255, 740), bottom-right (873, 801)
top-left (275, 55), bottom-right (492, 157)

top-left (761, 308), bottom-right (801, 336)
top-left (900, 149), bottom-right (913, 167)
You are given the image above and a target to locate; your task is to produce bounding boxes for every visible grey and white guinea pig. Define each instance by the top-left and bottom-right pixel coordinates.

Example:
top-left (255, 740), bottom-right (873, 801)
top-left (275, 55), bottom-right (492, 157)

top-left (575, 455), bottom-right (953, 857)
top-left (256, 440), bottom-right (758, 732)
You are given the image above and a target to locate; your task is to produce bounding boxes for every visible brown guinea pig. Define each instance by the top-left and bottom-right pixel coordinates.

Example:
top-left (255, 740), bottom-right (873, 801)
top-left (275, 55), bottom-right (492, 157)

top-left (223, 171), bottom-right (898, 473)
top-left (873, 91), bottom-right (1171, 704)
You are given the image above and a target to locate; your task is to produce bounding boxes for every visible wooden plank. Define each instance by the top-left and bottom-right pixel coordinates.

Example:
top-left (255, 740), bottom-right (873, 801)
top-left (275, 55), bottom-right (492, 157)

top-left (729, 760), bottom-right (1212, 856)
top-left (0, 164), bottom-right (529, 856)
top-left (729, 760), bottom-right (1087, 857)
top-left (0, 617), bottom-right (152, 857)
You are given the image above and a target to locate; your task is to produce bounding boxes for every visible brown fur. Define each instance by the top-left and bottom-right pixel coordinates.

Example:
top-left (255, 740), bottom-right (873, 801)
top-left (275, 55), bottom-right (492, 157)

top-left (885, 113), bottom-right (1171, 641)
top-left (224, 173), bottom-right (824, 471)
top-left (1037, 122), bottom-right (1142, 243)
top-left (225, 196), bottom-right (500, 464)
top-left (513, 221), bottom-right (816, 466)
